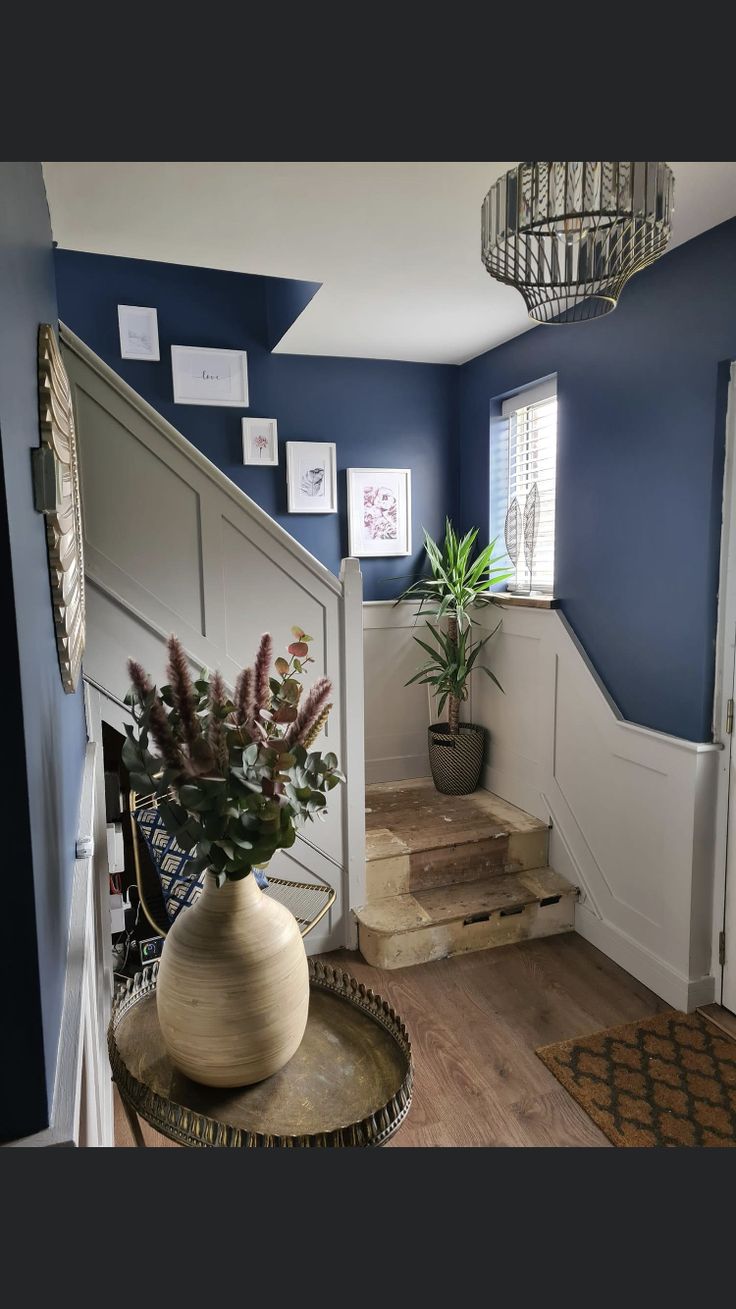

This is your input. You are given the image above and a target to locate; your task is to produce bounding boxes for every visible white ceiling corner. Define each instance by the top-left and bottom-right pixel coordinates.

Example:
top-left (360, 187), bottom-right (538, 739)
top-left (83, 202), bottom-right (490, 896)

top-left (42, 161), bottom-right (736, 366)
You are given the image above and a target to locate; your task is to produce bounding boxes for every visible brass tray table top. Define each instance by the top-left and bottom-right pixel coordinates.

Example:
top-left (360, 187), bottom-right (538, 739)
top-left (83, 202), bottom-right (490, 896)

top-left (109, 958), bottom-right (413, 1147)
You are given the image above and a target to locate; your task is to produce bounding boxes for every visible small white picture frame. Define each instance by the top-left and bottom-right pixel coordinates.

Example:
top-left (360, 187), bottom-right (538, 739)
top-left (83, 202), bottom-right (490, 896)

top-left (171, 345), bottom-right (249, 407)
top-left (242, 418), bottom-right (279, 466)
top-left (118, 305), bottom-right (160, 360)
top-left (286, 442), bottom-right (337, 514)
top-left (347, 468), bottom-right (412, 556)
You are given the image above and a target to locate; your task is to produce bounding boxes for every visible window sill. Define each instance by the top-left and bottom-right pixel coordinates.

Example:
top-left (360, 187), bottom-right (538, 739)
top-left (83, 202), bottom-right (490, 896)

top-left (490, 592), bottom-right (559, 610)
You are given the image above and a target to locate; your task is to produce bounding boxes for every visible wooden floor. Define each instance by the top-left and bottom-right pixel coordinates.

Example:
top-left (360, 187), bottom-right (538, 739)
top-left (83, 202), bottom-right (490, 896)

top-left (115, 933), bottom-right (669, 1148)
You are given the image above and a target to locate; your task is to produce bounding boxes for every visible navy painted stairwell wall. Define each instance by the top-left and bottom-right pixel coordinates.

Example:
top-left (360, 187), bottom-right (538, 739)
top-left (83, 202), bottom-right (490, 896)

top-left (457, 217), bottom-right (736, 742)
top-left (54, 250), bottom-right (458, 603)
top-left (56, 219), bottom-right (736, 742)
top-left (0, 164), bottom-right (87, 1140)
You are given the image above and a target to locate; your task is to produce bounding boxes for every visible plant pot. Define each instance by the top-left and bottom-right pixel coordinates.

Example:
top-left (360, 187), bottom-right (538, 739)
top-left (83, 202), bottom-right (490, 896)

top-left (156, 870), bottom-right (309, 1088)
top-left (427, 721), bottom-right (486, 796)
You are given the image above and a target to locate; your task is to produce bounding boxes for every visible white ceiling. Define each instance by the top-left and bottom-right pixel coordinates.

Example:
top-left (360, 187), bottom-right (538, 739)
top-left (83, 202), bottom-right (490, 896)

top-left (42, 162), bottom-right (736, 365)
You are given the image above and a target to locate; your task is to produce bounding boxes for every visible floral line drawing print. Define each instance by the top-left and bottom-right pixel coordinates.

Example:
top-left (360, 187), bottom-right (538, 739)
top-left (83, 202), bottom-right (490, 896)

top-left (347, 469), bottom-right (410, 555)
top-left (363, 484), bottom-right (398, 540)
top-left (301, 464), bottom-right (325, 497)
top-left (242, 418), bottom-right (278, 467)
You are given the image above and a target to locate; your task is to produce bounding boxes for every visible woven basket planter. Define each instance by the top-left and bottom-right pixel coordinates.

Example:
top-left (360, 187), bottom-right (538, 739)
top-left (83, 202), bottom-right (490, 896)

top-left (427, 722), bottom-right (486, 796)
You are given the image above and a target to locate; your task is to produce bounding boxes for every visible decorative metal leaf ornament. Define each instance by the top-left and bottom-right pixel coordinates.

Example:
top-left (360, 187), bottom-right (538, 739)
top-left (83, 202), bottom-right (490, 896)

top-left (523, 482), bottom-right (540, 594)
top-left (504, 496), bottom-right (522, 587)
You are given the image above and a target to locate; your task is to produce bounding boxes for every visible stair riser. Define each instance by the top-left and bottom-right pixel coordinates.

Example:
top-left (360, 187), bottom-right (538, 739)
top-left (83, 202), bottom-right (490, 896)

top-left (358, 898), bottom-right (574, 970)
top-left (365, 828), bottom-right (549, 903)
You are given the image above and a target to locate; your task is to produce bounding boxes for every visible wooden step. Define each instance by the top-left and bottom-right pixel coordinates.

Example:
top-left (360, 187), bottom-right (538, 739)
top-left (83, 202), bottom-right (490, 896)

top-left (364, 779), bottom-right (549, 902)
top-left (355, 868), bottom-right (577, 970)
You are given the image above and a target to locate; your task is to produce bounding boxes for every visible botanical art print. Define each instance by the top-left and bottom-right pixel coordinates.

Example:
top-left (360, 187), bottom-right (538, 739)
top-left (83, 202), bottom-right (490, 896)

top-left (364, 483), bottom-right (398, 541)
top-left (118, 305), bottom-right (160, 361)
top-left (286, 442), bottom-right (337, 513)
top-left (347, 467), bottom-right (411, 556)
top-left (302, 464), bottom-right (325, 497)
top-left (242, 418), bottom-right (278, 466)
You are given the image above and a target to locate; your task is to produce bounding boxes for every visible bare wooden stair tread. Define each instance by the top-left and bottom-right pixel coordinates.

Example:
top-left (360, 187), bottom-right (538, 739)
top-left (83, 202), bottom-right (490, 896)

top-left (355, 867), bottom-right (578, 970)
top-left (364, 779), bottom-right (550, 900)
top-left (365, 778), bottom-right (548, 861)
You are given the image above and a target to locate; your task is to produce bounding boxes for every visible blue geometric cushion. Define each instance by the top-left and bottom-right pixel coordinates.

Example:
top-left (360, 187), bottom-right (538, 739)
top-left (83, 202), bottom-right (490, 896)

top-left (134, 805), bottom-right (205, 924)
top-left (135, 805), bottom-right (270, 926)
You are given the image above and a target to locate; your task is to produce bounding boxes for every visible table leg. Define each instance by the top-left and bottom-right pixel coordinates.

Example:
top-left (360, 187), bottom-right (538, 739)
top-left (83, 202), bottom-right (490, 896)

top-left (121, 1094), bottom-right (147, 1148)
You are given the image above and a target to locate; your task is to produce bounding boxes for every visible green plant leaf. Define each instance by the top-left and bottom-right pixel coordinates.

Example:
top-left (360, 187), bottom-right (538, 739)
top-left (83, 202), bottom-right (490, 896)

top-left (178, 783), bottom-right (209, 811)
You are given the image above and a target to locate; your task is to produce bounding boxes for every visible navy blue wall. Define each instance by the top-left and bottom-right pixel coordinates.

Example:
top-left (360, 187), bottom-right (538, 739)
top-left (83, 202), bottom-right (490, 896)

top-left (54, 251), bottom-right (457, 600)
top-left (0, 165), bottom-right (87, 1139)
top-left (54, 221), bottom-right (736, 741)
top-left (458, 218), bottom-right (736, 742)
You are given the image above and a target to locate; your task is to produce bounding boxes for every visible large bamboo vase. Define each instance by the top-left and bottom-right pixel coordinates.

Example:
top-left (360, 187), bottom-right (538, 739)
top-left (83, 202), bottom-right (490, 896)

top-left (156, 871), bottom-right (309, 1087)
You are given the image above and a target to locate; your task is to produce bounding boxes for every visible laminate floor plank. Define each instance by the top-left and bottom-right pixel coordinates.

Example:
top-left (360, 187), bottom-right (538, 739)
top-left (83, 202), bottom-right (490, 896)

top-left (114, 934), bottom-right (667, 1148)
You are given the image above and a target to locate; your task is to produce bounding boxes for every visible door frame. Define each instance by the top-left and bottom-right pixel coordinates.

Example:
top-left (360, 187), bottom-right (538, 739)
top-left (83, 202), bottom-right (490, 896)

top-left (711, 361), bottom-right (736, 1009)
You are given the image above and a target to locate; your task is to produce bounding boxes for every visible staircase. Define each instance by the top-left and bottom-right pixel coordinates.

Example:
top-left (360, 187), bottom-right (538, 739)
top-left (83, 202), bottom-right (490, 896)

top-left (354, 779), bottom-right (577, 969)
top-left (61, 324), bottom-right (365, 954)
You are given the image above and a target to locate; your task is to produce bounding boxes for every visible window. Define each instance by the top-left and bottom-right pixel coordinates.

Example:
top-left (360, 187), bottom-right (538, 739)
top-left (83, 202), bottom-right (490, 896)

top-left (494, 378), bottom-right (557, 594)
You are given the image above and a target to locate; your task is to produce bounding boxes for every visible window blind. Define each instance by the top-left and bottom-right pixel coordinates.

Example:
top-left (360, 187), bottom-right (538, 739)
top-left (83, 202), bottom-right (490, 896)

top-left (501, 380), bottom-right (557, 594)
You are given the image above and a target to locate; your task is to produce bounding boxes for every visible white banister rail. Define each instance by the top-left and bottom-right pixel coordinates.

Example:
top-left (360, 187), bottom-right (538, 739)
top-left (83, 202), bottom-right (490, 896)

top-left (340, 557), bottom-right (366, 945)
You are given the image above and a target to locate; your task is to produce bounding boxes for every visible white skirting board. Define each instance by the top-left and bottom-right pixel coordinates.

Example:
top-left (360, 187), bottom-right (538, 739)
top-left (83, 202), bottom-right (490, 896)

top-left (364, 599), bottom-right (721, 1011)
top-left (574, 903), bottom-right (716, 1013)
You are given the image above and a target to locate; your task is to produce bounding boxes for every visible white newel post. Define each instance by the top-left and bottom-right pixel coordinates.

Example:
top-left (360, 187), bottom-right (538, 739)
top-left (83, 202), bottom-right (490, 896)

top-left (340, 557), bottom-right (366, 947)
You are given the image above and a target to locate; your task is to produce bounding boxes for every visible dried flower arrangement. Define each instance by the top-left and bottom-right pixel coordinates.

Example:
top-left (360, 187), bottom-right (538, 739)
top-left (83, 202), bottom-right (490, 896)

top-left (123, 627), bottom-right (344, 886)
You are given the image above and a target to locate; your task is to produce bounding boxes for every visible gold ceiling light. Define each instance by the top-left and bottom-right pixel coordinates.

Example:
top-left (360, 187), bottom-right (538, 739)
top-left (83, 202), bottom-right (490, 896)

top-left (481, 162), bottom-right (675, 324)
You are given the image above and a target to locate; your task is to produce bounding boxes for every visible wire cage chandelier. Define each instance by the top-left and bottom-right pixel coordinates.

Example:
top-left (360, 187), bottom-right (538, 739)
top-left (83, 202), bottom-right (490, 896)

top-left (481, 162), bottom-right (674, 325)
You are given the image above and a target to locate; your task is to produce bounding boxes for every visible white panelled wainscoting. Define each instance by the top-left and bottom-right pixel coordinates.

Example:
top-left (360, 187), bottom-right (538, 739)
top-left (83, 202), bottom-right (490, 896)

top-left (365, 600), bottom-right (721, 1011)
top-left (62, 325), bottom-right (366, 955)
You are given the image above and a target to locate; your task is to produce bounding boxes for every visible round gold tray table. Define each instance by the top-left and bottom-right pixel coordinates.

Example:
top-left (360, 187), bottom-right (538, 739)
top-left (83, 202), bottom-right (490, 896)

top-left (109, 958), bottom-right (413, 1147)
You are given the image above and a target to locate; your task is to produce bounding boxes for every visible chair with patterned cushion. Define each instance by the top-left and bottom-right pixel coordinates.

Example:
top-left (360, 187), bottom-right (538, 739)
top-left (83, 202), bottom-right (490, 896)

top-left (129, 791), bottom-right (335, 940)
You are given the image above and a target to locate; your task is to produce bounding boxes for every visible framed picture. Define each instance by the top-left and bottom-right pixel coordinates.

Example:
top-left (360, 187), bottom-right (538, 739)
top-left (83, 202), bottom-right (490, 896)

top-left (286, 442), bottom-right (337, 514)
top-left (117, 305), bottom-right (160, 360)
top-left (171, 345), bottom-right (249, 407)
top-left (347, 468), bottom-right (412, 556)
top-left (242, 418), bottom-right (278, 466)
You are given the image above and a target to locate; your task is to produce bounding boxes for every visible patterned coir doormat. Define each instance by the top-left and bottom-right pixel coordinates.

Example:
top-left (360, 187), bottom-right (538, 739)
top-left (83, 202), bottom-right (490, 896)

top-left (537, 1011), bottom-right (736, 1146)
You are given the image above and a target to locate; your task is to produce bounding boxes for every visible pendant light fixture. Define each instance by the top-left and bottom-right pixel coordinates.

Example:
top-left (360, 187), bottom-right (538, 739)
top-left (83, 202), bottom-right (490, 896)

top-left (481, 162), bottom-right (674, 324)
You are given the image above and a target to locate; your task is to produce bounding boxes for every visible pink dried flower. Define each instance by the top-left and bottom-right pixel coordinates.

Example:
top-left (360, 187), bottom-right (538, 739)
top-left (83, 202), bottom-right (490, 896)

top-left (127, 658), bottom-right (183, 772)
top-left (286, 675), bottom-right (332, 747)
top-left (233, 666), bottom-right (255, 730)
top-left (254, 633), bottom-right (273, 712)
top-left (166, 635), bottom-right (199, 750)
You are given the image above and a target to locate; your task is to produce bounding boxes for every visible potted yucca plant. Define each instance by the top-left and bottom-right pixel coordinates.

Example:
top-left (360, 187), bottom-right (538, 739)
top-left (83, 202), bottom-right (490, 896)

top-left (123, 627), bottom-right (344, 1088)
top-left (397, 519), bottom-right (510, 795)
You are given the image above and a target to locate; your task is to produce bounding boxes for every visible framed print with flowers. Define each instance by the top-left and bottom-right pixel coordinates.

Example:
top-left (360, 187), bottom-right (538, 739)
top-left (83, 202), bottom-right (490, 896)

top-left (242, 417), bottom-right (278, 466)
top-left (347, 468), bottom-right (412, 556)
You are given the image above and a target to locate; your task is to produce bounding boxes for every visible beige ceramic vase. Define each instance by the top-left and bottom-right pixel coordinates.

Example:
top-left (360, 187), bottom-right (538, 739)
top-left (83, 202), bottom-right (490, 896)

top-left (156, 871), bottom-right (310, 1087)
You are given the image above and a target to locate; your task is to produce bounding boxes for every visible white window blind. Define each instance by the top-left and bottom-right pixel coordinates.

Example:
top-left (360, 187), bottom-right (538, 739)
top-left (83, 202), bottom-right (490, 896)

top-left (501, 378), bottom-right (557, 594)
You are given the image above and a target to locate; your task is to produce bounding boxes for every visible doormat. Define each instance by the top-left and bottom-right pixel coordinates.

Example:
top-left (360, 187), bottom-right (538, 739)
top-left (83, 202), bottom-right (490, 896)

top-left (536, 1010), bottom-right (736, 1147)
